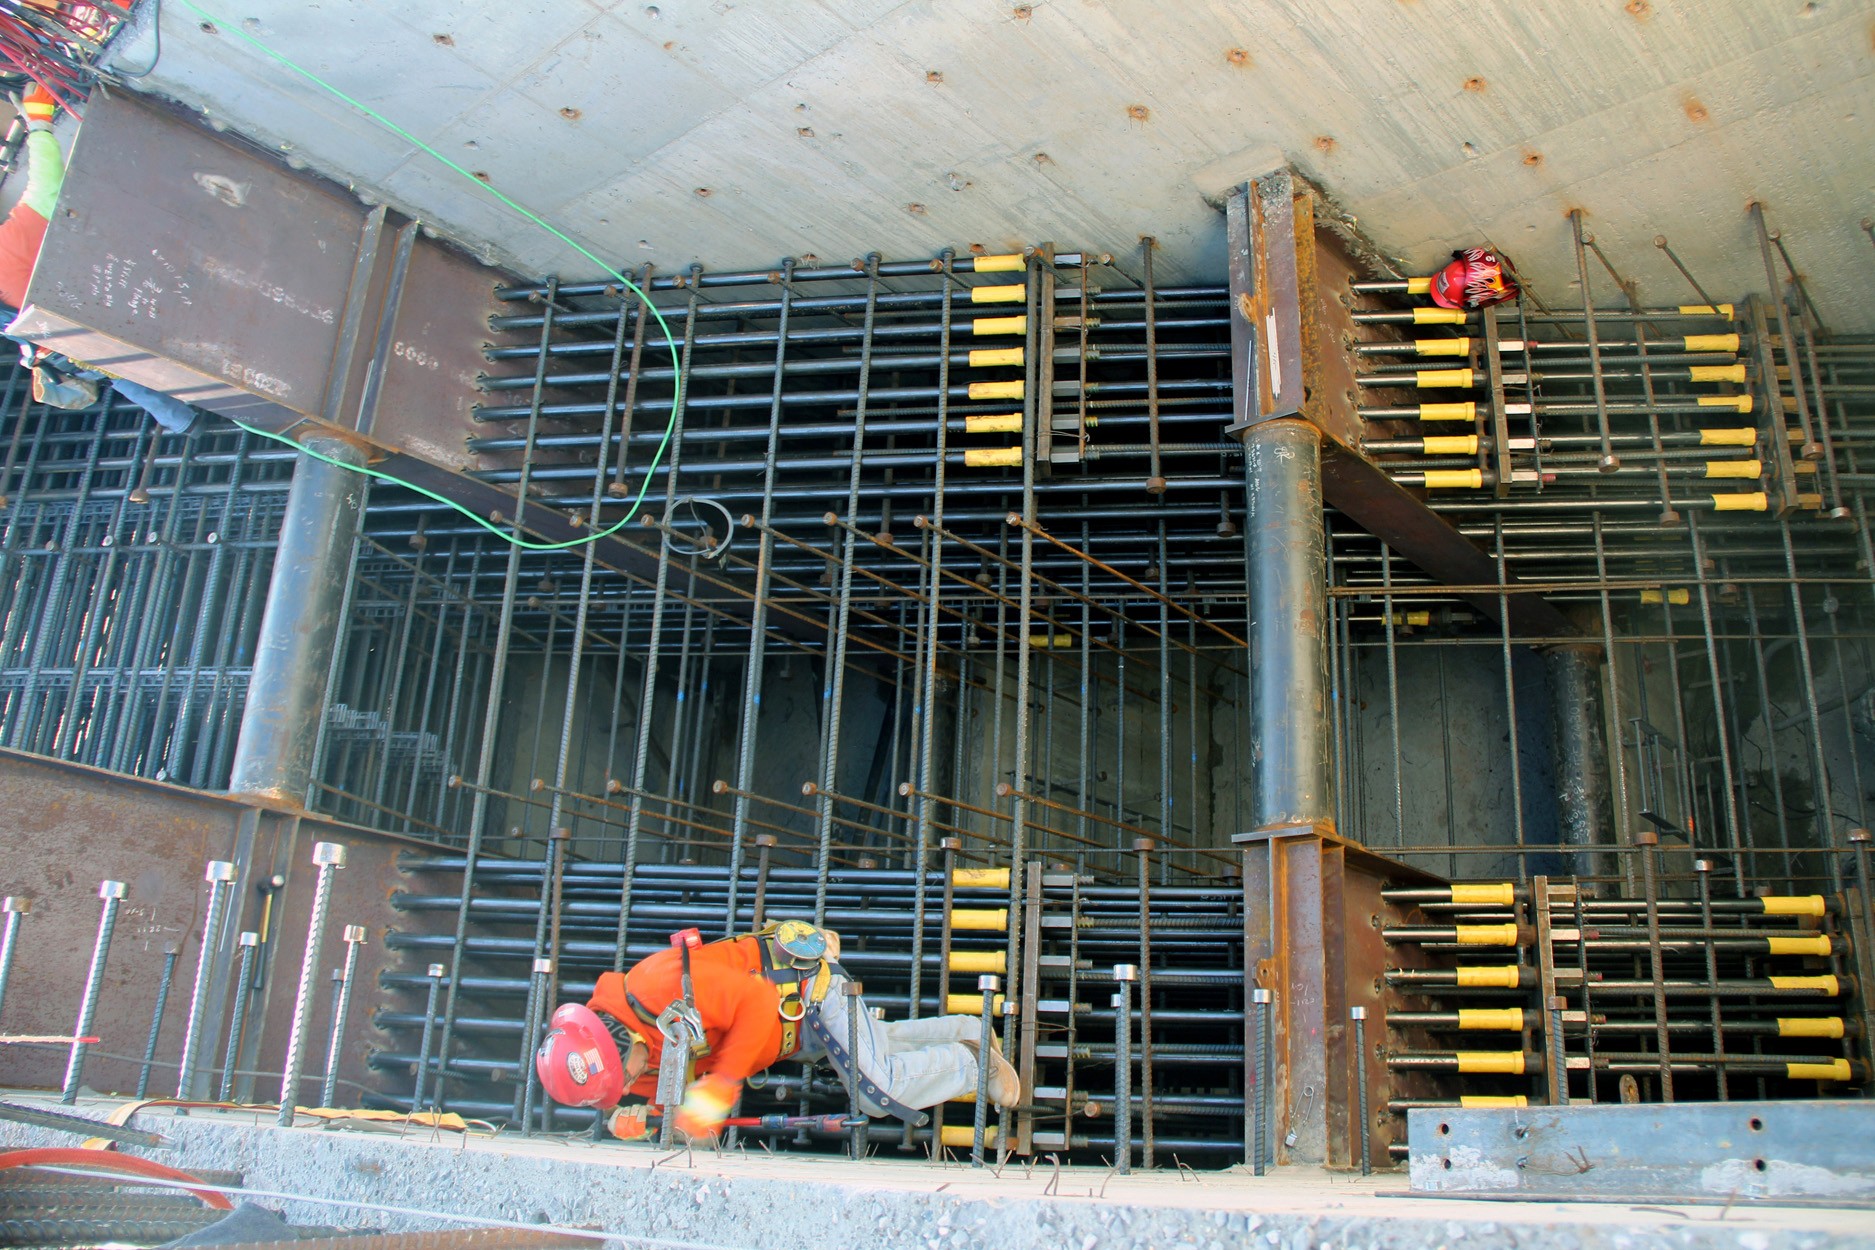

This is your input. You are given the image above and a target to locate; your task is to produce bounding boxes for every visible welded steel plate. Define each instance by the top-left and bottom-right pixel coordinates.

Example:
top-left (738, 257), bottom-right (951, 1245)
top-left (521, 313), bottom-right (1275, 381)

top-left (1408, 1102), bottom-right (1875, 1206)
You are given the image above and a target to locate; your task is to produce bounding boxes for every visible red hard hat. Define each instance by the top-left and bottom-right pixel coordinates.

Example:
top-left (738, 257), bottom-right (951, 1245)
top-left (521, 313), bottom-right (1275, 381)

top-left (535, 1003), bottom-right (626, 1108)
top-left (1429, 247), bottom-right (1520, 310)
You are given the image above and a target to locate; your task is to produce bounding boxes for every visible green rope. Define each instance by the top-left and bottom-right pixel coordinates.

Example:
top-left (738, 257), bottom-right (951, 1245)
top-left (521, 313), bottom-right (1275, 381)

top-left (171, 0), bottom-right (682, 548)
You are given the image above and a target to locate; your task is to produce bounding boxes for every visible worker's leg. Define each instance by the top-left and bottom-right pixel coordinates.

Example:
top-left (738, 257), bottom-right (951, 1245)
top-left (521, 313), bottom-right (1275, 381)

top-left (110, 378), bottom-right (197, 434)
top-left (807, 971), bottom-right (978, 1114)
top-left (878, 1013), bottom-right (980, 1053)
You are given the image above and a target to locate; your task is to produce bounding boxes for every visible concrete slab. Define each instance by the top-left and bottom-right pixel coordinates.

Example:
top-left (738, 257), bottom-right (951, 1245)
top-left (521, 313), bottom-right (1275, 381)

top-left (2, 1096), bottom-right (1870, 1249)
top-left (88, 0), bottom-right (1875, 329)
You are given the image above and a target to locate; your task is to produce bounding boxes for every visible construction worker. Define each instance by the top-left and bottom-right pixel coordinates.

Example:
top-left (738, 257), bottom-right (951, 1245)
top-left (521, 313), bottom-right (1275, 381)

top-left (0, 85), bottom-right (194, 432)
top-left (535, 919), bottom-right (1020, 1141)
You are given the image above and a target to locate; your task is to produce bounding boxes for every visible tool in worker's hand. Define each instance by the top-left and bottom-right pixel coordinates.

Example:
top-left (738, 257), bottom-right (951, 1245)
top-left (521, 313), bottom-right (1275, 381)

top-left (656, 928), bottom-right (708, 1146)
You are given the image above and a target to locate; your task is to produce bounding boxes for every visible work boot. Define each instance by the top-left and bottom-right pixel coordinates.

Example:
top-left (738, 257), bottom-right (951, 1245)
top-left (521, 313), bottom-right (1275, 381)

top-left (961, 1039), bottom-right (1022, 1107)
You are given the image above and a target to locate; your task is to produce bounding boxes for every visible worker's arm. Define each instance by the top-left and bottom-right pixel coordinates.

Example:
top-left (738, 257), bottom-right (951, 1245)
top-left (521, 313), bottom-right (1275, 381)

top-left (17, 128), bottom-right (63, 219)
top-left (0, 89), bottom-right (63, 309)
top-left (674, 975), bottom-right (776, 1137)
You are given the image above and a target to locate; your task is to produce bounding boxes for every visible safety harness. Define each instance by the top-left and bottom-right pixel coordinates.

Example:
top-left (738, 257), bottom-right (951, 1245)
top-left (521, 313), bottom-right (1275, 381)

top-left (751, 920), bottom-right (928, 1127)
top-left (620, 921), bottom-right (929, 1129)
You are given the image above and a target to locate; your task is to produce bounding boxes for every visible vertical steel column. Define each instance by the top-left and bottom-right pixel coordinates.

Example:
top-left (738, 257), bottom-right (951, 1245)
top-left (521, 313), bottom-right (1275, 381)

top-left (1545, 643), bottom-right (1614, 879)
top-left (61, 880), bottom-right (125, 1103)
top-left (175, 860), bottom-right (235, 1099)
top-left (1240, 419), bottom-right (1331, 831)
top-left (227, 436), bottom-right (367, 804)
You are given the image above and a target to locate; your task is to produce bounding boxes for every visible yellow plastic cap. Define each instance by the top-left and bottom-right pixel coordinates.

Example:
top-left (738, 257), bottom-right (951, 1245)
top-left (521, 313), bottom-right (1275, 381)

top-left (1418, 401), bottom-right (1477, 422)
top-left (1455, 923), bottom-right (1520, 946)
top-left (1455, 965), bottom-right (1522, 989)
top-left (1711, 492), bottom-right (1768, 512)
top-left (1412, 307), bottom-right (1467, 325)
top-left (969, 284), bottom-right (1025, 304)
top-left (1414, 337), bottom-right (1471, 358)
top-left (1776, 1016), bottom-right (1844, 1039)
top-left (946, 949), bottom-right (1007, 974)
top-left (1455, 1051), bottom-right (1526, 1075)
top-left (1422, 435), bottom-right (1479, 456)
top-left (1424, 468), bottom-right (1484, 490)
top-left (1785, 1058), bottom-right (1852, 1082)
top-left (972, 315), bottom-right (1027, 337)
top-left (1766, 934), bottom-right (1833, 957)
top-left (1761, 895), bottom-right (1826, 917)
top-left (1683, 333), bottom-right (1741, 354)
top-left (967, 379), bottom-right (1025, 400)
top-left (1698, 428), bottom-right (1756, 447)
top-left (1450, 883), bottom-right (1515, 906)
top-left (1457, 1008), bottom-right (1526, 1032)
top-left (1769, 975), bottom-right (1840, 994)
top-left (968, 346), bottom-right (1024, 368)
top-left (964, 412), bottom-right (1023, 434)
top-left (972, 254), bottom-right (1026, 273)
top-left (950, 908), bottom-right (1010, 931)
top-left (1416, 368), bottom-right (1475, 389)
top-left (1689, 363), bottom-right (1747, 384)
top-left (963, 447), bottom-right (1022, 467)
top-left (952, 867), bottom-right (1010, 889)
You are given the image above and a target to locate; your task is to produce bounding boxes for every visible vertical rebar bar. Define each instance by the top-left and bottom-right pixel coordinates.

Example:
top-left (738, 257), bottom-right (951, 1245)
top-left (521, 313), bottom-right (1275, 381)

top-left (175, 860), bottom-right (235, 1099)
top-left (1252, 986), bottom-right (1272, 1175)
top-left (320, 924), bottom-right (367, 1108)
top-left (135, 943), bottom-right (181, 1100)
top-left (218, 932), bottom-right (259, 1103)
top-left (971, 973), bottom-right (999, 1167)
top-left (279, 841), bottom-right (345, 1126)
top-left (1112, 963), bottom-right (1136, 1174)
top-left (61, 879), bottom-right (125, 1104)
top-left (0, 896), bottom-right (31, 1026)
top-left (1349, 1006), bottom-right (1370, 1177)
top-left (411, 961), bottom-right (446, 1114)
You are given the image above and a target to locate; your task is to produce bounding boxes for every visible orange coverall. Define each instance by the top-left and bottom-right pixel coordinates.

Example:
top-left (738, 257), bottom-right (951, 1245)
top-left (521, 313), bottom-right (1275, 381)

top-left (587, 936), bottom-right (791, 1106)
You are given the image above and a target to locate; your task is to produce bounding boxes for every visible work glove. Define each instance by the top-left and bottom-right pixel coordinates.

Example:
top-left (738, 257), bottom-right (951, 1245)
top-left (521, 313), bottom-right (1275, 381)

top-left (604, 1104), bottom-right (650, 1141)
top-left (10, 85), bottom-right (56, 132)
top-left (672, 1072), bottom-right (737, 1140)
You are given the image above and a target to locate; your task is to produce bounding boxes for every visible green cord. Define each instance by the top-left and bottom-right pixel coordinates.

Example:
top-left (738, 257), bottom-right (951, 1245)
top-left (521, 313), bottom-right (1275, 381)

top-left (226, 416), bottom-right (654, 551)
top-left (171, 0), bottom-right (682, 549)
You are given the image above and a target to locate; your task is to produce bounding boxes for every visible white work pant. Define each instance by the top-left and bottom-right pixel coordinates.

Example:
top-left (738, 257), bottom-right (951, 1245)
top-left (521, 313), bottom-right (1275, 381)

top-left (799, 969), bottom-right (986, 1116)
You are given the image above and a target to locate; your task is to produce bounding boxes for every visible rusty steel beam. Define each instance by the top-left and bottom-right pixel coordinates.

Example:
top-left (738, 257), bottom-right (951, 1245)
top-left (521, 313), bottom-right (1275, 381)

top-left (7, 92), bottom-right (679, 595)
top-left (1225, 174), bottom-right (1575, 639)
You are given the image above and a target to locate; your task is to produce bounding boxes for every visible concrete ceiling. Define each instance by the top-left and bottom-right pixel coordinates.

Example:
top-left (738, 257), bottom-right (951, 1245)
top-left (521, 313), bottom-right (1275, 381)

top-left (104, 0), bottom-right (1875, 326)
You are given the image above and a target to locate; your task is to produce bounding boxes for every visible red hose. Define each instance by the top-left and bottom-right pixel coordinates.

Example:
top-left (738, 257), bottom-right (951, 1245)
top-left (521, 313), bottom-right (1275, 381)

top-left (0, 1147), bottom-right (234, 1209)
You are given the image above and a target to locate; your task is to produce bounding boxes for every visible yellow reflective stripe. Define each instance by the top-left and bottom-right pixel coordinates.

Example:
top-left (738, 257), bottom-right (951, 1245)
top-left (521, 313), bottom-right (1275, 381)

top-left (1640, 588), bottom-right (1691, 606)
top-left (968, 346), bottom-right (1025, 368)
top-left (1455, 1051), bottom-right (1525, 1075)
top-left (970, 284), bottom-right (1025, 304)
top-left (1415, 337), bottom-right (1470, 357)
top-left (1698, 394), bottom-right (1754, 412)
top-left (1766, 934), bottom-right (1833, 957)
top-left (1422, 435), bottom-right (1478, 456)
top-left (952, 867), bottom-right (1010, 889)
top-left (946, 992), bottom-right (1006, 1015)
top-left (967, 379), bottom-right (1025, 400)
top-left (1456, 965), bottom-right (1522, 989)
top-left (971, 314), bottom-right (1027, 336)
top-left (1026, 634), bottom-right (1074, 649)
top-left (1761, 895), bottom-right (1826, 917)
top-left (1457, 1008), bottom-right (1525, 1032)
top-left (1416, 368), bottom-right (1474, 388)
top-left (1704, 459), bottom-right (1762, 479)
top-left (1455, 923), bottom-right (1520, 946)
top-left (1776, 1016), bottom-right (1844, 1039)
top-left (1460, 1095), bottom-right (1528, 1108)
top-left (946, 949), bottom-right (1007, 974)
top-left (964, 447), bottom-right (1022, 467)
top-left (940, 1123), bottom-right (996, 1146)
top-left (1678, 304), bottom-right (1735, 318)
top-left (1424, 469), bottom-right (1484, 490)
top-left (972, 254), bottom-right (1025, 273)
top-left (1405, 276), bottom-right (1432, 295)
top-left (1711, 492), bottom-right (1768, 512)
top-left (1412, 307), bottom-right (1467, 325)
top-left (1418, 401), bottom-right (1477, 422)
top-left (1699, 428), bottom-right (1757, 446)
top-left (1769, 975), bottom-right (1839, 993)
top-left (1786, 1059), bottom-right (1852, 1081)
top-left (964, 412), bottom-right (1022, 434)
top-left (1683, 333), bottom-right (1741, 353)
top-left (1688, 363), bottom-right (1747, 384)
top-left (951, 908), bottom-right (1010, 931)
top-left (1450, 883), bottom-right (1515, 906)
